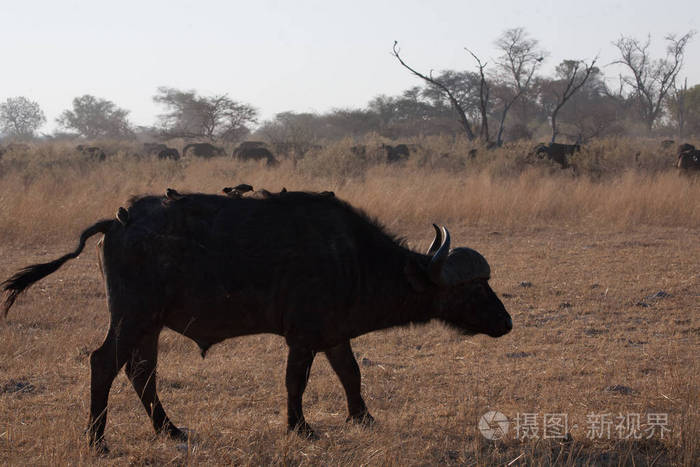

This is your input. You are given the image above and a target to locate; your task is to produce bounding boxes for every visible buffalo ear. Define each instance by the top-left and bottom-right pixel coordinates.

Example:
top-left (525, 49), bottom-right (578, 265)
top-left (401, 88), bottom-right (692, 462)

top-left (404, 258), bottom-right (430, 292)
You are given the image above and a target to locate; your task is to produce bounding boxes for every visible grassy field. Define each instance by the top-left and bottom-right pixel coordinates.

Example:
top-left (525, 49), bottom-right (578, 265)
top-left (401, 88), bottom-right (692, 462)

top-left (0, 139), bottom-right (698, 465)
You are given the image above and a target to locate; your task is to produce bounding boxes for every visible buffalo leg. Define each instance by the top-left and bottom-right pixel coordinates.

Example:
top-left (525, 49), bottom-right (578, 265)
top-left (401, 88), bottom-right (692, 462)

top-left (87, 324), bottom-right (143, 450)
top-left (325, 341), bottom-right (374, 425)
top-left (285, 346), bottom-right (316, 438)
top-left (124, 331), bottom-right (186, 441)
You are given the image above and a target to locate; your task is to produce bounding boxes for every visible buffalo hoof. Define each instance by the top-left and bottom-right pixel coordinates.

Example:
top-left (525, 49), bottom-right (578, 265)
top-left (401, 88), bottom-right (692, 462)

top-left (161, 424), bottom-right (190, 442)
top-left (346, 411), bottom-right (375, 427)
top-left (88, 438), bottom-right (110, 456)
top-left (289, 421), bottom-right (319, 440)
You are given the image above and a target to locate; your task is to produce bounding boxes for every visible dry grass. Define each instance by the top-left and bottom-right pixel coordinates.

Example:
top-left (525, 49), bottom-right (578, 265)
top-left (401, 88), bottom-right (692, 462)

top-left (0, 138), bottom-right (698, 244)
top-left (0, 139), bottom-right (698, 465)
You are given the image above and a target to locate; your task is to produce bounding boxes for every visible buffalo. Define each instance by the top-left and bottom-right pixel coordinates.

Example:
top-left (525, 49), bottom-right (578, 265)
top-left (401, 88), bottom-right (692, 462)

top-left (534, 142), bottom-right (580, 169)
top-left (143, 142), bottom-right (168, 155)
top-left (236, 141), bottom-right (267, 151)
top-left (183, 143), bottom-right (225, 158)
top-left (350, 145), bottom-right (367, 158)
top-left (157, 148), bottom-right (180, 160)
top-left (677, 143), bottom-right (700, 172)
top-left (382, 143), bottom-right (410, 163)
top-left (1, 191), bottom-right (512, 450)
top-left (233, 144), bottom-right (278, 166)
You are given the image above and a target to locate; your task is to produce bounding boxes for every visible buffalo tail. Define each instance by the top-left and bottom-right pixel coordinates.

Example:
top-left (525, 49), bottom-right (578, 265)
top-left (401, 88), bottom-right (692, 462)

top-left (1, 219), bottom-right (114, 316)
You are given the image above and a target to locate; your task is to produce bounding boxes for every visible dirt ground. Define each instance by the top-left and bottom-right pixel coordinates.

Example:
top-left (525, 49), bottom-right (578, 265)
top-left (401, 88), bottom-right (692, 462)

top-left (0, 223), bottom-right (697, 465)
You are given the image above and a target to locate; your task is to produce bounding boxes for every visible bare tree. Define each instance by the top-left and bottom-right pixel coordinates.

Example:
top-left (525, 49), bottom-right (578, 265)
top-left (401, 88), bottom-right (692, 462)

top-left (492, 28), bottom-right (544, 145)
top-left (154, 87), bottom-right (258, 141)
top-left (545, 58), bottom-right (598, 143)
top-left (466, 49), bottom-right (490, 142)
top-left (392, 41), bottom-right (476, 140)
top-left (0, 97), bottom-right (46, 140)
top-left (56, 95), bottom-right (133, 139)
top-left (612, 31), bottom-right (695, 133)
top-left (554, 70), bottom-right (626, 141)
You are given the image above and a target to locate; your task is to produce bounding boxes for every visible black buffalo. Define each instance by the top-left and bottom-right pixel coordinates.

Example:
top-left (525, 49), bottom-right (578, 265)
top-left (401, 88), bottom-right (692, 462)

top-left (534, 142), bottom-right (580, 169)
top-left (1, 191), bottom-right (511, 450)
top-left (382, 143), bottom-right (410, 163)
top-left (142, 142), bottom-right (168, 155)
top-left (183, 143), bottom-right (225, 158)
top-left (236, 141), bottom-right (267, 150)
top-left (677, 143), bottom-right (700, 172)
top-left (350, 145), bottom-right (367, 158)
top-left (157, 148), bottom-right (180, 160)
top-left (233, 144), bottom-right (278, 166)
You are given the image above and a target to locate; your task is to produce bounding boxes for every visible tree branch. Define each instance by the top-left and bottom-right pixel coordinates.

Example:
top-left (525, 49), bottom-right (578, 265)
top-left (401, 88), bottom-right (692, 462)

top-left (392, 41), bottom-right (475, 140)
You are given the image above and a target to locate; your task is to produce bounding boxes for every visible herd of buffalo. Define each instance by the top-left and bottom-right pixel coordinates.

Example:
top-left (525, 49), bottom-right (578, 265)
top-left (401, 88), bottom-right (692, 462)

top-left (0, 139), bottom-right (697, 173)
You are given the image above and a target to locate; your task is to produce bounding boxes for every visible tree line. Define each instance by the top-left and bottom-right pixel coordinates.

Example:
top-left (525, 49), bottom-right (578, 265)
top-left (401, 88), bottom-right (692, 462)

top-left (1, 28), bottom-right (698, 144)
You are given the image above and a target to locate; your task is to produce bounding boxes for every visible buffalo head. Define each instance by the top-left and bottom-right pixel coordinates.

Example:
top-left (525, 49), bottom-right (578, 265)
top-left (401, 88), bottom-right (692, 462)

top-left (425, 225), bottom-right (512, 337)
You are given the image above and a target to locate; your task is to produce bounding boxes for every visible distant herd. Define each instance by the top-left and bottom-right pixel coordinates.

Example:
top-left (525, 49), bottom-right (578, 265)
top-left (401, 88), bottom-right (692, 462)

top-left (0, 139), bottom-right (698, 173)
top-left (530, 140), bottom-right (699, 173)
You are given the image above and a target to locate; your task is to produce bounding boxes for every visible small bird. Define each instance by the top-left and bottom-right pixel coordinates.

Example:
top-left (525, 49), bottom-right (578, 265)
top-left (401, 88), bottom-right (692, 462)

top-left (233, 183), bottom-right (254, 193)
top-left (115, 207), bottom-right (129, 225)
top-left (165, 188), bottom-right (184, 201)
top-left (222, 183), bottom-right (254, 198)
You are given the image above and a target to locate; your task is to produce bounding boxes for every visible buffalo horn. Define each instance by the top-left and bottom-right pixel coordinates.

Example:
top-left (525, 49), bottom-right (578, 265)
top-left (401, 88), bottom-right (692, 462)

top-left (428, 226), bottom-right (450, 285)
top-left (426, 223), bottom-right (443, 255)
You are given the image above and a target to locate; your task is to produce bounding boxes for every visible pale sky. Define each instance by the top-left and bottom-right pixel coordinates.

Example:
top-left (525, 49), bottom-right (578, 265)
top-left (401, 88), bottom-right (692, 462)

top-left (2, 0), bottom-right (698, 132)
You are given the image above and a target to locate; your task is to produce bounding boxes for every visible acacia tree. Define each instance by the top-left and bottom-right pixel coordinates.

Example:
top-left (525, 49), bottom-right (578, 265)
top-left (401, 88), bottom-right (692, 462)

top-left (392, 41), bottom-right (476, 140)
top-left (153, 87), bottom-right (258, 141)
top-left (491, 28), bottom-right (544, 145)
top-left (56, 95), bottom-right (133, 138)
top-left (613, 32), bottom-right (695, 133)
top-left (0, 97), bottom-right (46, 140)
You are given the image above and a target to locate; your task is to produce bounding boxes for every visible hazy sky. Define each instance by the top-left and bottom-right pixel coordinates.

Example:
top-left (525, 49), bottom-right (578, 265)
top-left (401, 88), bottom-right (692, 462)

top-left (3, 0), bottom-right (699, 132)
